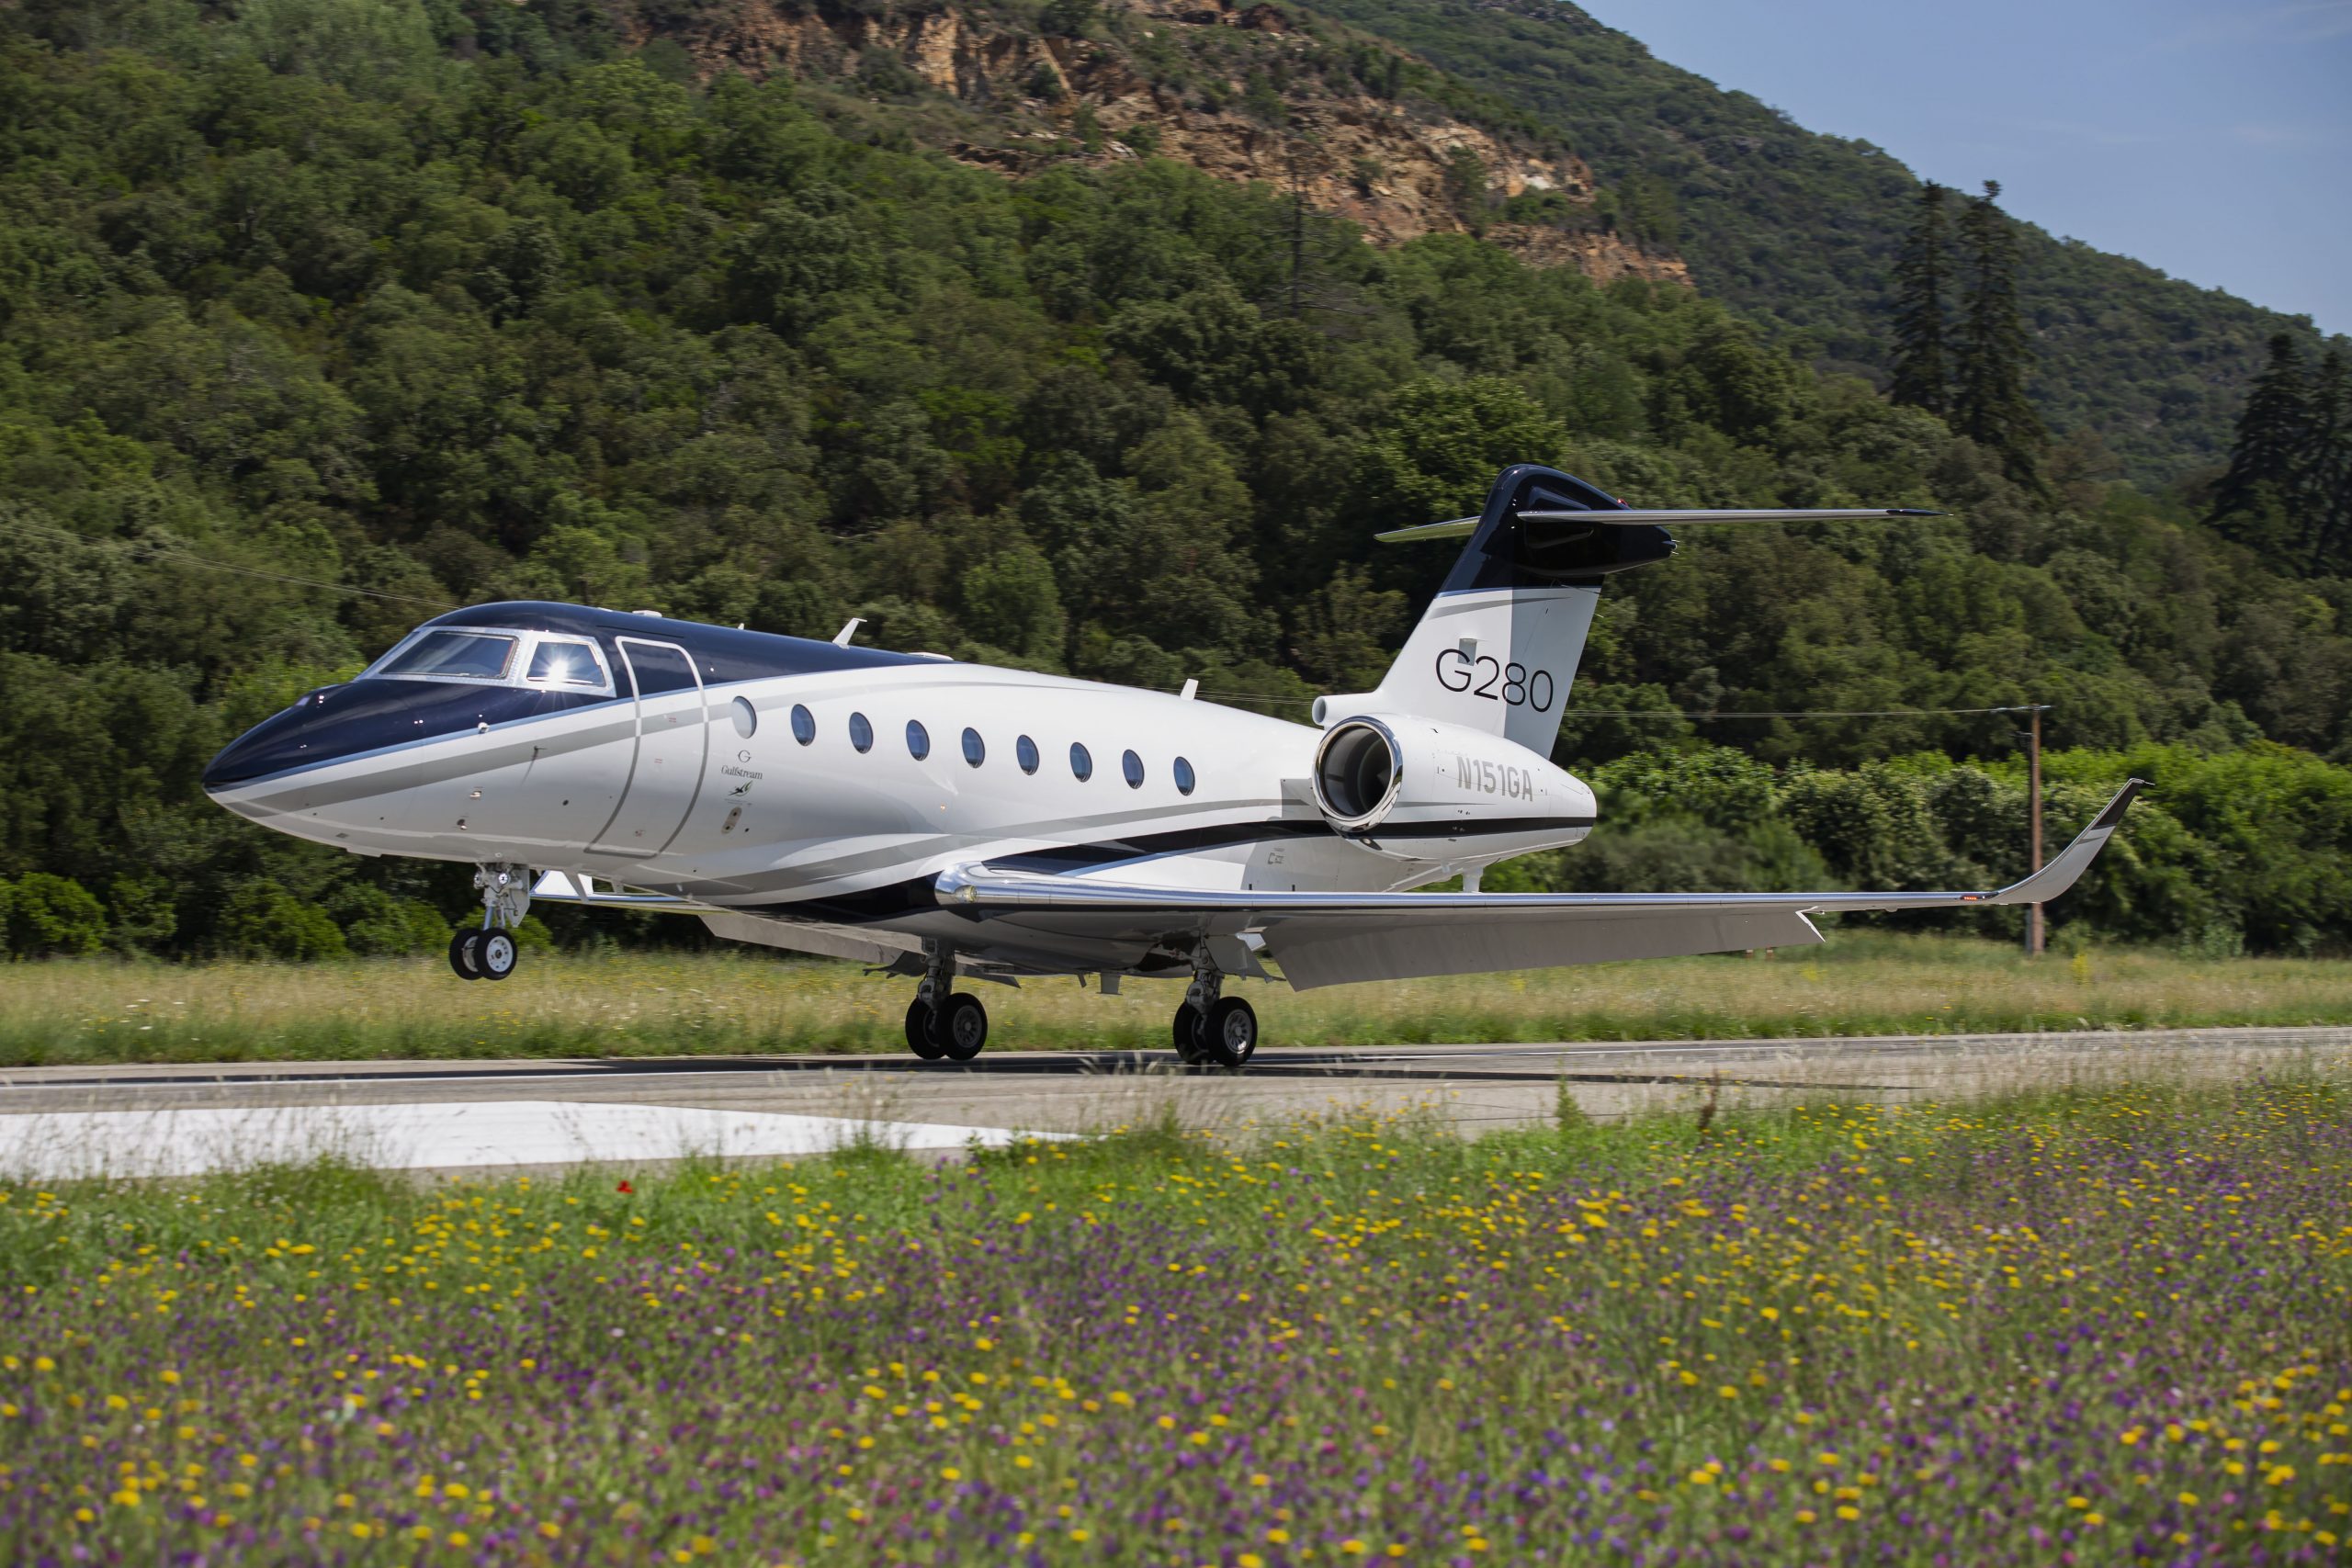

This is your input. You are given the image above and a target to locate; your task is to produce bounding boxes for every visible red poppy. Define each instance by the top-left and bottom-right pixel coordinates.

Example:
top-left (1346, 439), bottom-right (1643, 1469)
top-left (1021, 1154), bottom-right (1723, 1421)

top-left (616, 1180), bottom-right (633, 1195)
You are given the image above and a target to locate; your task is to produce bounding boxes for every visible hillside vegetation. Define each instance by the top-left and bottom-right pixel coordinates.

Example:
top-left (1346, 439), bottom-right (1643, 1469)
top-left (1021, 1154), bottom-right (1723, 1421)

top-left (1306, 0), bottom-right (2339, 485)
top-left (2, 0), bottom-right (2350, 961)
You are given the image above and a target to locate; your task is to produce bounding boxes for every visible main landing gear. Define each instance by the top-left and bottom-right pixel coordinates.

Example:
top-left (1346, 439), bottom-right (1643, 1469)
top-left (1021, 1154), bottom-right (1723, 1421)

top-left (895, 946), bottom-right (1260, 1070)
top-left (1172, 964), bottom-right (1257, 1070)
top-left (903, 948), bottom-right (987, 1063)
top-left (449, 863), bottom-right (529, 982)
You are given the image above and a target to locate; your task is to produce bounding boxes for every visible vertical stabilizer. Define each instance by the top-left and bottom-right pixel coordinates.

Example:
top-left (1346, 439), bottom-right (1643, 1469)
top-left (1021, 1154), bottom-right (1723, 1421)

top-left (1314, 465), bottom-right (1675, 757)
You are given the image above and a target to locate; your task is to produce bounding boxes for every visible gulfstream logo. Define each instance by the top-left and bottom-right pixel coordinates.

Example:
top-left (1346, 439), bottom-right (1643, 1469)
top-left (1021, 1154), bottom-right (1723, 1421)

top-left (1455, 756), bottom-right (1536, 800)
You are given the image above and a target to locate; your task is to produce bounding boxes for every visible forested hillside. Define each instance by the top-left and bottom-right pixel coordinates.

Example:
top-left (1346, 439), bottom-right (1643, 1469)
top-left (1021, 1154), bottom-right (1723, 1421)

top-left (1, 0), bottom-right (2349, 959)
top-left (1306, 0), bottom-right (2340, 486)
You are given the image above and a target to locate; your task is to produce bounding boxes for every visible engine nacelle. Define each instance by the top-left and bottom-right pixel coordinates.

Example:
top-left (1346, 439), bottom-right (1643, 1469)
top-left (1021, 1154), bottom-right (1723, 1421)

top-left (1310, 715), bottom-right (1595, 840)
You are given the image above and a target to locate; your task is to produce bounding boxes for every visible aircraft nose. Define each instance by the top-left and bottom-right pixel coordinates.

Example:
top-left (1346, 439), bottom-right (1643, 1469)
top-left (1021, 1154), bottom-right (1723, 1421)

top-left (202, 701), bottom-right (322, 793)
top-left (201, 732), bottom-right (264, 793)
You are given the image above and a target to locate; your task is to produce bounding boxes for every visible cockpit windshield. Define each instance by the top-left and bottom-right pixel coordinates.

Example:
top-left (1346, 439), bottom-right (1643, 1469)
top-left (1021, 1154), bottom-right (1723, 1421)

top-left (363, 626), bottom-right (616, 694)
top-left (374, 630), bottom-right (517, 681)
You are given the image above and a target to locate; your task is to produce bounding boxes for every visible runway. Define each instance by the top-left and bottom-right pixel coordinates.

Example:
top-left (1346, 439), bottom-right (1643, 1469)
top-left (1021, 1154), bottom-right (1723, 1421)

top-left (1, 1023), bottom-right (2345, 1179)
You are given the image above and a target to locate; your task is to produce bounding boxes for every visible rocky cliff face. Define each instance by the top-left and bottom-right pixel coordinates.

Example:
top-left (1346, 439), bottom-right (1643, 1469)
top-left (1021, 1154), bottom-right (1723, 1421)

top-left (614, 0), bottom-right (1689, 287)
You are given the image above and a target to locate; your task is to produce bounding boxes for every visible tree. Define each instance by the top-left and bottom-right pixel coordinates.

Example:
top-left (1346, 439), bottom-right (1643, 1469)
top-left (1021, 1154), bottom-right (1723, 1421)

top-left (2209, 333), bottom-right (2309, 538)
top-left (2297, 348), bottom-right (2351, 572)
top-left (1038, 0), bottom-right (1097, 39)
top-left (1889, 182), bottom-right (1951, 418)
top-left (1952, 181), bottom-right (2044, 485)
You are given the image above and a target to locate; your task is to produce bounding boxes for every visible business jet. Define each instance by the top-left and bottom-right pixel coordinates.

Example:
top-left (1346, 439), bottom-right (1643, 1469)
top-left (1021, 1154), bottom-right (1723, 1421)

top-left (203, 465), bottom-right (2141, 1068)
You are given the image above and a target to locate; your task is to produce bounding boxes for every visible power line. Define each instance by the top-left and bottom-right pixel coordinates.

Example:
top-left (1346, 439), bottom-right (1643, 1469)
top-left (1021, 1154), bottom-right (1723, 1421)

top-left (1563, 705), bottom-right (2042, 719)
top-left (1196, 689), bottom-right (2044, 720)
top-left (0, 516), bottom-right (2057, 722)
top-left (0, 513), bottom-right (457, 610)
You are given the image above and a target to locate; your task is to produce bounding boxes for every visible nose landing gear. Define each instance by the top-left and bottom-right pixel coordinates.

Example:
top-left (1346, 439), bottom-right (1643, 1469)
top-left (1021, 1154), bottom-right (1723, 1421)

top-left (449, 862), bottom-right (531, 981)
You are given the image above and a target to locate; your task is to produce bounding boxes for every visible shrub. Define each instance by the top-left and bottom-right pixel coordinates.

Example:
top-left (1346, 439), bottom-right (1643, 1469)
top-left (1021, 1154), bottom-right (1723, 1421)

top-left (107, 874), bottom-right (179, 953)
top-left (337, 886), bottom-right (454, 956)
top-left (218, 882), bottom-right (348, 961)
top-left (6, 873), bottom-right (108, 956)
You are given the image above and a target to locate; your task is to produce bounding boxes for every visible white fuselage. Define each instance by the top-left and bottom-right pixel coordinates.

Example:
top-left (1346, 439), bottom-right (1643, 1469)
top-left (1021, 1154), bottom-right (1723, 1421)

top-left (213, 659), bottom-right (1591, 918)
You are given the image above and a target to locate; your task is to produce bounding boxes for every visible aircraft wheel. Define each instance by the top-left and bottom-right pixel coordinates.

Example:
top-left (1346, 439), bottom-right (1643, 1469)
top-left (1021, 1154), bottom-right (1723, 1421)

top-left (448, 930), bottom-right (483, 981)
top-left (477, 930), bottom-right (519, 981)
top-left (905, 998), bottom-right (946, 1061)
top-left (1171, 1002), bottom-right (1205, 1064)
top-left (1201, 997), bottom-right (1259, 1070)
top-left (934, 992), bottom-right (988, 1062)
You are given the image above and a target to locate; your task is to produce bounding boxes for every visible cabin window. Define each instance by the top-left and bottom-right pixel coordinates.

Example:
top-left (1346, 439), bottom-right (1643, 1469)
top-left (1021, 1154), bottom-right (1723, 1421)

top-left (1069, 742), bottom-right (1092, 782)
top-left (525, 637), bottom-right (609, 691)
top-left (962, 728), bottom-right (985, 768)
top-left (1174, 756), bottom-right (1196, 795)
top-left (791, 705), bottom-right (816, 745)
top-left (907, 720), bottom-right (931, 761)
top-left (729, 696), bottom-right (758, 739)
top-left (849, 712), bottom-right (874, 753)
top-left (1122, 750), bottom-right (1145, 789)
top-left (1016, 735), bottom-right (1039, 774)
top-left (376, 630), bottom-right (518, 682)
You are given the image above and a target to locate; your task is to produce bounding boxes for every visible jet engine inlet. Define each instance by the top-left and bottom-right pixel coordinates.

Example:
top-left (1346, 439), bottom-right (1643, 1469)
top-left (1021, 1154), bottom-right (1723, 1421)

top-left (1314, 718), bottom-right (1402, 832)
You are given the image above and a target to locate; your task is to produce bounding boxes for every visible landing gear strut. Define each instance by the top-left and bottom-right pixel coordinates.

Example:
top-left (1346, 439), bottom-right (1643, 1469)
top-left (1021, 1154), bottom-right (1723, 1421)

top-left (450, 862), bottom-right (530, 982)
top-left (1173, 964), bottom-right (1258, 1069)
top-left (904, 948), bottom-right (987, 1062)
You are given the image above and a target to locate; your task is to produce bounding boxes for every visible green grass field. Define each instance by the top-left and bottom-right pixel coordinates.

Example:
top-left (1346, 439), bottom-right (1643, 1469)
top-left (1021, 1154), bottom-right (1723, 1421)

top-left (1, 1076), bottom-right (2346, 1563)
top-left (0, 933), bottom-right (2347, 1066)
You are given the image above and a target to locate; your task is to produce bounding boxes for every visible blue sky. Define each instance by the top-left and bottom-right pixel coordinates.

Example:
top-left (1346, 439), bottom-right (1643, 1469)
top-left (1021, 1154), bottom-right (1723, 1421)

top-left (1588, 0), bottom-right (2352, 336)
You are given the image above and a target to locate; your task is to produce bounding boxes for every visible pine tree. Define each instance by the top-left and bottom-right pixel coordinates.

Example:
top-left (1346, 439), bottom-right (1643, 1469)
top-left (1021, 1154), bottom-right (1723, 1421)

top-left (1952, 180), bottom-right (2044, 486)
top-left (2299, 347), bottom-right (2351, 572)
top-left (1889, 182), bottom-right (1951, 417)
top-left (2210, 333), bottom-right (2310, 534)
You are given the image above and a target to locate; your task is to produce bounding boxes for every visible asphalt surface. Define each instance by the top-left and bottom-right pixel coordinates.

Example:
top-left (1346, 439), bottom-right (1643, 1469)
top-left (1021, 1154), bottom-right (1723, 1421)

top-left (0, 1025), bottom-right (2345, 1176)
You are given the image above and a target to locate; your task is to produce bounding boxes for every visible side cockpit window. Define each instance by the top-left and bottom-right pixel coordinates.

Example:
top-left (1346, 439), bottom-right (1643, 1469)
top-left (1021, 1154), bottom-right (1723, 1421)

top-left (373, 630), bottom-right (518, 682)
top-left (526, 637), bottom-right (610, 691)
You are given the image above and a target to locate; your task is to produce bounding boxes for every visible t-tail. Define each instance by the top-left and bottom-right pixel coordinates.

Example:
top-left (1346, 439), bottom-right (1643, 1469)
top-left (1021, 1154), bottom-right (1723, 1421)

top-left (1313, 464), bottom-right (1938, 758)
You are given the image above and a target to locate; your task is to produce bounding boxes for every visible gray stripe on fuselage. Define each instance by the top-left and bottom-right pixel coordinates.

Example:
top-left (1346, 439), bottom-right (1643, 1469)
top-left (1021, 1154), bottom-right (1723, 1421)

top-left (649, 803), bottom-right (1583, 902)
top-left (627, 797), bottom-right (1308, 897)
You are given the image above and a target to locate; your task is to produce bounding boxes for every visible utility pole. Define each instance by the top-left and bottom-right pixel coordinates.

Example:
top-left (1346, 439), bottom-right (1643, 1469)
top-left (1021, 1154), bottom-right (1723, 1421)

top-left (1998, 704), bottom-right (2053, 956)
top-left (2026, 705), bottom-right (2044, 957)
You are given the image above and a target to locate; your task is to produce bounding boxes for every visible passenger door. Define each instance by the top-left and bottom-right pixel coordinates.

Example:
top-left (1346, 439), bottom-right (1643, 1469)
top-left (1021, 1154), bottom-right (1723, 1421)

top-left (590, 639), bottom-right (708, 856)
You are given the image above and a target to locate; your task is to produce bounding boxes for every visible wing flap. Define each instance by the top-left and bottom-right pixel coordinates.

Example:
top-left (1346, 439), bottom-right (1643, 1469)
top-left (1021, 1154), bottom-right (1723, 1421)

top-left (1270, 909), bottom-right (1823, 990)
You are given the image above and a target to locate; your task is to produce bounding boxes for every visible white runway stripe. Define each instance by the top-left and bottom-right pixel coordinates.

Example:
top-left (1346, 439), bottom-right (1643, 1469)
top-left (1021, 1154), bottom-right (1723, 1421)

top-left (0, 1100), bottom-right (1056, 1179)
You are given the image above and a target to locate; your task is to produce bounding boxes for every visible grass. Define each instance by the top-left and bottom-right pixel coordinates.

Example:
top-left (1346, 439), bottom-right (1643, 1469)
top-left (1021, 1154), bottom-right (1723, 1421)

top-left (0, 1074), bottom-right (2346, 1562)
top-left (0, 932), bottom-right (2348, 1066)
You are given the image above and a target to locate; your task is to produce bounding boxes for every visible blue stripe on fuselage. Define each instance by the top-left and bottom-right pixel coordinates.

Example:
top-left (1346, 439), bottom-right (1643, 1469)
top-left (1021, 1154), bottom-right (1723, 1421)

top-left (201, 680), bottom-right (617, 791)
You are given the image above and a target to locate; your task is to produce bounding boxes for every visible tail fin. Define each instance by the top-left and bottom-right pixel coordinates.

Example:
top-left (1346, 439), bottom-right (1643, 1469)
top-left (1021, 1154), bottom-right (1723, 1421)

top-left (1314, 465), bottom-right (1674, 757)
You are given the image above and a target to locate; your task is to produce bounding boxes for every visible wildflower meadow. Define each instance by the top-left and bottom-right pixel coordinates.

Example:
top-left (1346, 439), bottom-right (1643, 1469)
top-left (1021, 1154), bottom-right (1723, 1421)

top-left (1, 1077), bottom-right (2347, 1564)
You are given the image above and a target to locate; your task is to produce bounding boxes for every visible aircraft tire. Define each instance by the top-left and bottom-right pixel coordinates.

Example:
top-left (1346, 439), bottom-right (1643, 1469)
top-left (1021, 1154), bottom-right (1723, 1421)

top-left (905, 998), bottom-right (947, 1061)
top-left (936, 992), bottom-right (988, 1062)
top-left (478, 931), bottom-right (518, 981)
top-left (1201, 997), bottom-right (1258, 1070)
top-left (448, 930), bottom-right (483, 981)
top-left (1172, 1003), bottom-right (1205, 1064)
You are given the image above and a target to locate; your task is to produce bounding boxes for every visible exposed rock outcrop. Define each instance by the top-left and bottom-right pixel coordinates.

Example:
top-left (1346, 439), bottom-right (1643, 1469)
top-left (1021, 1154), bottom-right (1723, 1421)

top-left (613, 0), bottom-right (1690, 286)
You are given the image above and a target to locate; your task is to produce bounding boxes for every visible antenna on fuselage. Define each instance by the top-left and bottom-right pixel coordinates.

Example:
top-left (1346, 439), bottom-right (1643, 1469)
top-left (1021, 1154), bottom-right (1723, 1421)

top-left (832, 617), bottom-right (865, 647)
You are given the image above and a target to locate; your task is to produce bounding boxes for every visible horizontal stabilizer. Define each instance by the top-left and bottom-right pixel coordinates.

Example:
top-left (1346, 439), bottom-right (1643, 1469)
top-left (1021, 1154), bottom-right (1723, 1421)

top-left (1376, 507), bottom-right (1940, 543)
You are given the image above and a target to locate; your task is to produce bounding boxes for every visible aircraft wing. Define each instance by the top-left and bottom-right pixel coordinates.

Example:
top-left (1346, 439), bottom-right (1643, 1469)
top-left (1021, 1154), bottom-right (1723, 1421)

top-left (933, 780), bottom-right (2144, 990)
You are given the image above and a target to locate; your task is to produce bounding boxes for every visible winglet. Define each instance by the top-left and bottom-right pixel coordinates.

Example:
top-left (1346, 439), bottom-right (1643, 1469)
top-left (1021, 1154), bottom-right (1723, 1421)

top-left (1980, 779), bottom-right (2146, 907)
